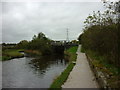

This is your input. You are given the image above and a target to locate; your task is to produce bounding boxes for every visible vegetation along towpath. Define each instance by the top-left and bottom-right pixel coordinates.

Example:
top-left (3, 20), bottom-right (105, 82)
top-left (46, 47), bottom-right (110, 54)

top-left (62, 45), bottom-right (98, 88)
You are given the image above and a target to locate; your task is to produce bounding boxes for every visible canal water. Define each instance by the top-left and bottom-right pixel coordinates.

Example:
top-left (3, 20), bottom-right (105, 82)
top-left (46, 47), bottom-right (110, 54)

top-left (2, 54), bottom-right (68, 88)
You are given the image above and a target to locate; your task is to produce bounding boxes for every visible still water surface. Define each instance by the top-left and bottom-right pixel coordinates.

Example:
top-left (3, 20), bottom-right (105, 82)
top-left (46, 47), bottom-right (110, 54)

top-left (2, 55), bottom-right (68, 88)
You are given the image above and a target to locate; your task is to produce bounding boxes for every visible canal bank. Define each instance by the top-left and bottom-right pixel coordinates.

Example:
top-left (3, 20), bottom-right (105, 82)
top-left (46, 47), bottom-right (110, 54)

top-left (62, 45), bottom-right (98, 88)
top-left (50, 46), bottom-right (78, 88)
top-left (2, 49), bottom-right (24, 61)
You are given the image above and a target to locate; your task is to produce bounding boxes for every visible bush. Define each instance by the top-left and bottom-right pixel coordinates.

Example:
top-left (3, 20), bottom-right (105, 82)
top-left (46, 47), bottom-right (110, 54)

top-left (79, 1), bottom-right (119, 68)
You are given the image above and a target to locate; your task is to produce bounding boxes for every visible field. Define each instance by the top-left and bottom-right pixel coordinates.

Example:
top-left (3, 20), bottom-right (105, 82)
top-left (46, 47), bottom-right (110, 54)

top-left (2, 49), bottom-right (24, 61)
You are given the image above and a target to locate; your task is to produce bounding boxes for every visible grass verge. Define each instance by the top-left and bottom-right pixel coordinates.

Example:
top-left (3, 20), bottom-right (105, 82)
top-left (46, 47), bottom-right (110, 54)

top-left (83, 47), bottom-right (120, 88)
top-left (2, 49), bottom-right (24, 61)
top-left (80, 45), bottom-right (85, 53)
top-left (49, 46), bottom-right (78, 89)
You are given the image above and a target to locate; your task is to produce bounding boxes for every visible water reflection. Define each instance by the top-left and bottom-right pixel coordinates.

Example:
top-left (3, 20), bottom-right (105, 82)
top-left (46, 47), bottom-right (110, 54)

top-left (3, 54), bottom-right (68, 88)
top-left (29, 55), bottom-right (68, 74)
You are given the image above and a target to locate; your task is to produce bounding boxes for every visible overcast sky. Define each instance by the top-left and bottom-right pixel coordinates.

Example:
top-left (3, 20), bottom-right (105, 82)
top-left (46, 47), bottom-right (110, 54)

top-left (1, 0), bottom-right (117, 43)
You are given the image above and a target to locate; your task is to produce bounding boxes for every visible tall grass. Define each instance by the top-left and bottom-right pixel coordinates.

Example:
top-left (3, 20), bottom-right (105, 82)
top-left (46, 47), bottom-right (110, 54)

top-left (85, 49), bottom-right (120, 88)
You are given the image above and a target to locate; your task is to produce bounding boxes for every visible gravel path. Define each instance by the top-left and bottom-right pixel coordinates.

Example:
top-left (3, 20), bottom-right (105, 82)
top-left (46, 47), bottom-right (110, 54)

top-left (62, 45), bottom-right (98, 88)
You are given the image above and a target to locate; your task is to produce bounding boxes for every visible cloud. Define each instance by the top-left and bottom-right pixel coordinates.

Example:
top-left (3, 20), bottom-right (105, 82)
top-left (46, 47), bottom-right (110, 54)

top-left (1, 0), bottom-right (118, 3)
top-left (2, 2), bottom-right (105, 43)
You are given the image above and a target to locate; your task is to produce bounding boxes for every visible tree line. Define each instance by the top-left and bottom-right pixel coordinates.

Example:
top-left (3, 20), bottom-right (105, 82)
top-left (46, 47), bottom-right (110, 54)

top-left (16, 32), bottom-right (52, 55)
top-left (78, 1), bottom-right (120, 68)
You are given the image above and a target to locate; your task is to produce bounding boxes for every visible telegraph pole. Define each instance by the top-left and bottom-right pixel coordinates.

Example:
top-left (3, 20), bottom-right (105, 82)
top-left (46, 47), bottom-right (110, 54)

top-left (66, 28), bottom-right (69, 42)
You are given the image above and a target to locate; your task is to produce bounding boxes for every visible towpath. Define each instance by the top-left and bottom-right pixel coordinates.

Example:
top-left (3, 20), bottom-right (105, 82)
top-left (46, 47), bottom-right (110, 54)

top-left (62, 45), bottom-right (98, 88)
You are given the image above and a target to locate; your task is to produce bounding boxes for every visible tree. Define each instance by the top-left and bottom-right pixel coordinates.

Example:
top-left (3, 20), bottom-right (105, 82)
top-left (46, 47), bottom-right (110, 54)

top-left (78, 33), bottom-right (83, 44)
top-left (28, 32), bottom-right (52, 55)
top-left (79, 1), bottom-right (120, 67)
top-left (16, 40), bottom-right (29, 49)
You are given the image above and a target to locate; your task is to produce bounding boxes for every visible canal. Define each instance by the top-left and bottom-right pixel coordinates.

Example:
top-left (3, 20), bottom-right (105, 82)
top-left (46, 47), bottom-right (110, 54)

top-left (2, 54), bottom-right (68, 88)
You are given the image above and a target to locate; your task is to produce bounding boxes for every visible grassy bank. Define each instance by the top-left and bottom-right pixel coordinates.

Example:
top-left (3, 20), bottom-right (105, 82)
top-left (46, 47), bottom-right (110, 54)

top-left (50, 46), bottom-right (78, 89)
top-left (82, 46), bottom-right (120, 88)
top-left (2, 49), bottom-right (24, 61)
top-left (24, 50), bottom-right (42, 56)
